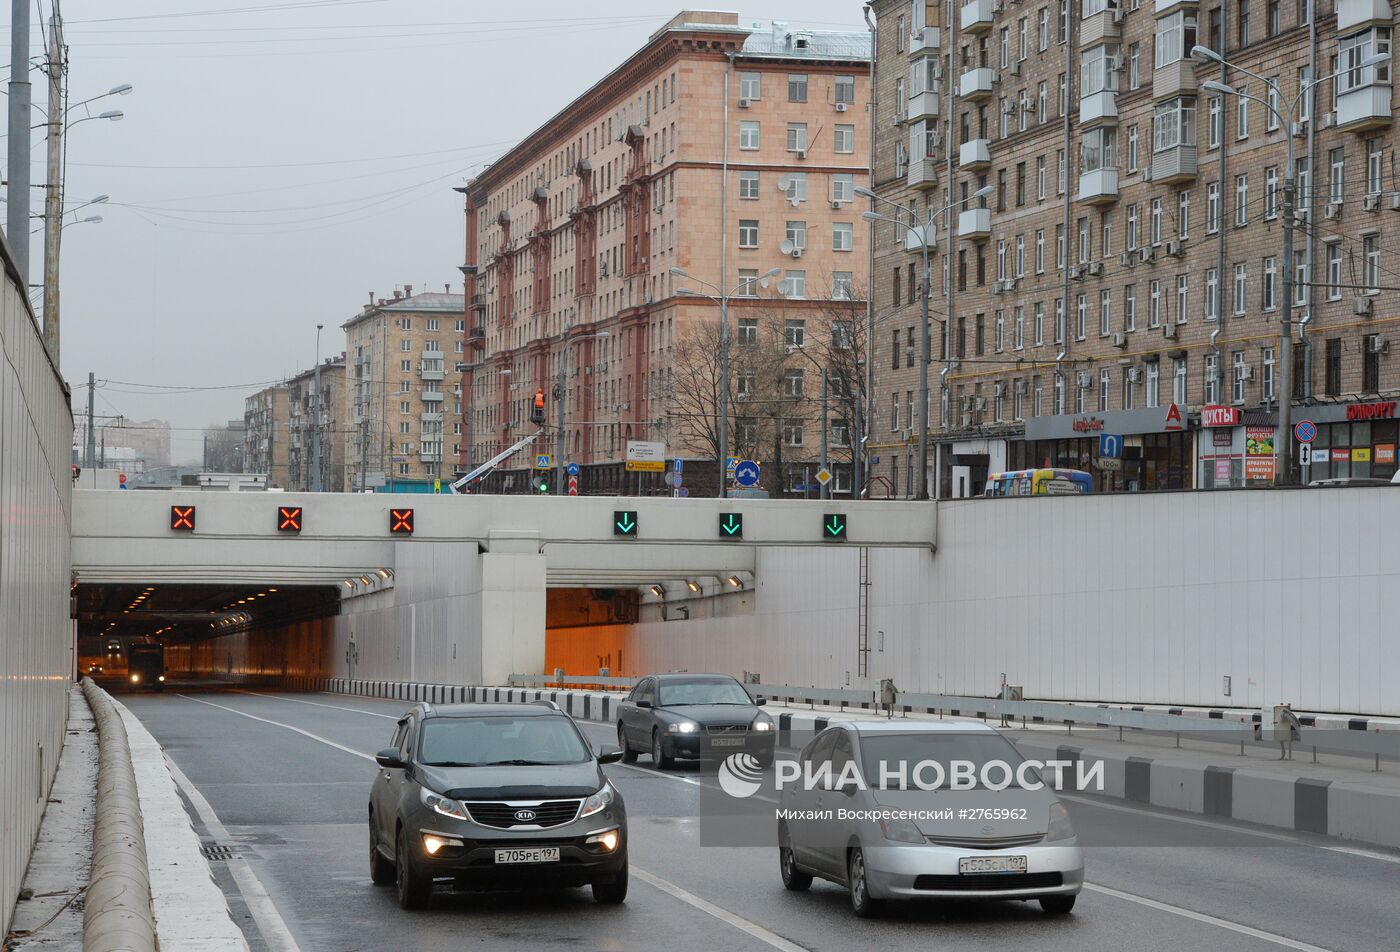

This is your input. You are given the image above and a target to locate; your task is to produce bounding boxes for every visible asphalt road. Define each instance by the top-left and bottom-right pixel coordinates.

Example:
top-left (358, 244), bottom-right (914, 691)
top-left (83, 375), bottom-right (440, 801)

top-left (121, 688), bottom-right (1400, 952)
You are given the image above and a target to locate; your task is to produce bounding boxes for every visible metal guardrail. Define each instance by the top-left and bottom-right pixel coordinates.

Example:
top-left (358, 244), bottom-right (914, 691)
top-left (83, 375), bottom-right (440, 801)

top-left (896, 692), bottom-right (1247, 735)
top-left (508, 674), bottom-right (637, 690)
top-left (750, 683), bottom-right (876, 708)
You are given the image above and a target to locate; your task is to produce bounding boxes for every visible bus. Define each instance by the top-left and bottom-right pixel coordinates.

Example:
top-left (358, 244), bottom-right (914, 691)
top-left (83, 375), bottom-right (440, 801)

top-left (983, 469), bottom-right (1094, 497)
top-left (126, 643), bottom-right (166, 691)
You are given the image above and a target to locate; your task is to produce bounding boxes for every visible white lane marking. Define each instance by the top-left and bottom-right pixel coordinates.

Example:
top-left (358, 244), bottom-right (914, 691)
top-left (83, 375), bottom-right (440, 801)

top-left (235, 690), bottom-right (400, 719)
top-left (164, 753), bottom-right (303, 952)
top-left (1062, 793), bottom-right (1400, 864)
top-left (178, 694), bottom-right (375, 762)
top-left (632, 866), bottom-right (810, 952)
top-left (1084, 883), bottom-right (1337, 952)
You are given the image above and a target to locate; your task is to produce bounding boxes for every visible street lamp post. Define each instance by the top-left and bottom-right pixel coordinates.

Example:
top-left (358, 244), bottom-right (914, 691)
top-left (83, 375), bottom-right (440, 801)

top-left (312, 324), bottom-right (324, 492)
top-left (859, 184), bottom-right (993, 499)
top-left (555, 330), bottom-right (609, 495)
top-left (674, 266), bottom-right (780, 496)
top-left (1194, 45), bottom-right (1387, 486)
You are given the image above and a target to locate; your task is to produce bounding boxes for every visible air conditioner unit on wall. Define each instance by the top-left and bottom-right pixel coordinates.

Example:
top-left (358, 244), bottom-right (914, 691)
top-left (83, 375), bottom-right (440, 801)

top-left (1354, 296), bottom-right (1374, 315)
top-left (1370, 335), bottom-right (1389, 353)
top-left (1364, 193), bottom-right (1381, 211)
top-left (1163, 323), bottom-right (1179, 339)
top-left (739, 98), bottom-right (752, 108)
top-left (836, 102), bottom-right (849, 112)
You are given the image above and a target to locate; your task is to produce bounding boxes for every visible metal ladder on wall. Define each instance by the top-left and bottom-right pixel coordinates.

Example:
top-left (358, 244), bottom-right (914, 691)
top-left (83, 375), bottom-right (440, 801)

top-left (856, 546), bottom-right (870, 678)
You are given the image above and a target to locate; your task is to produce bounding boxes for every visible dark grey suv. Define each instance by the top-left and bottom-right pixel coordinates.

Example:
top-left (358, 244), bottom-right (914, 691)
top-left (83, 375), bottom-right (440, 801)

top-left (368, 701), bottom-right (627, 909)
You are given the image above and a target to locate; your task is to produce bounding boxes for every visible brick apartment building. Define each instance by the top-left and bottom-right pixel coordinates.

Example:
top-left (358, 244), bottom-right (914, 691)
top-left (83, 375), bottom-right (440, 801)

top-left (343, 286), bottom-right (466, 491)
top-left (458, 11), bottom-right (872, 496)
top-left (243, 384), bottom-right (289, 487)
top-left (869, 0), bottom-right (1400, 497)
top-left (286, 355), bottom-right (347, 492)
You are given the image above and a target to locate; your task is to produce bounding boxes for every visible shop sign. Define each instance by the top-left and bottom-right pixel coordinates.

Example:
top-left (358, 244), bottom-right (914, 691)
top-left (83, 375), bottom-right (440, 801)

top-left (1245, 426), bottom-right (1275, 458)
top-left (1244, 457), bottom-right (1275, 480)
top-left (1377, 444), bottom-right (1397, 465)
top-left (1201, 405), bottom-right (1240, 427)
top-left (1212, 429), bottom-right (1233, 447)
top-left (1072, 416), bottom-right (1105, 433)
top-left (1310, 448), bottom-right (1330, 464)
top-left (1346, 401), bottom-right (1397, 421)
top-left (1025, 404), bottom-right (1193, 441)
top-left (1164, 403), bottom-right (1185, 431)
top-left (1352, 447), bottom-right (1373, 463)
top-left (1331, 448), bottom-right (1351, 462)
top-left (1214, 459), bottom-right (1231, 480)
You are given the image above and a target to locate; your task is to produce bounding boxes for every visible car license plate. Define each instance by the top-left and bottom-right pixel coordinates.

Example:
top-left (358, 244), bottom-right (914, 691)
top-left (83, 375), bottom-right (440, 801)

top-left (495, 847), bottom-right (561, 865)
top-left (958, 855), bottom-right (1027, 874)
top-left (710, 737), bottom-right (745, 747)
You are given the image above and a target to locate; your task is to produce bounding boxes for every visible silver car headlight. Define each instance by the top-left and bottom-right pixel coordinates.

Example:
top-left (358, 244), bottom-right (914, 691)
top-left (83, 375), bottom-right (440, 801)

top-left (752, 715), bottom-right (774, 732)
top-left (1046, 801), bottom-right (1076, 841)
top-left (667, 721), bottom-right (699, 734)
top-left (580, 782), bottom-right (615, 819)
top-left (420, 787), bottom-right (469, 821)
top-left (878, 815), bottom-right (925, 844)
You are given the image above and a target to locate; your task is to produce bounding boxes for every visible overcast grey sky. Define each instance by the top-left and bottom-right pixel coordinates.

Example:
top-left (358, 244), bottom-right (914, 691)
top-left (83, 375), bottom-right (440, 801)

top-left (39, 1), bottom-right (868, 464)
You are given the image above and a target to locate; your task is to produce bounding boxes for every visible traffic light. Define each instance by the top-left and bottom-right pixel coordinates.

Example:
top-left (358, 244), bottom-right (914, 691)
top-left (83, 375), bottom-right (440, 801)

top-left (718, 513), bottom-right (743, 539)
top-left (613, 510), bottom-right (638, 536)
top-left (822, 513), bottom-right (847, 541)
top-left (389, 508), bottom-right (414, 535)
top-left (170, 505), bottom-right (196, 531)
top-left (535, 473), bottom-right (552, 494)
top-left (531, 388), bottom-right (546, 426)
top-left (277, 506), bottom-right (303, 532)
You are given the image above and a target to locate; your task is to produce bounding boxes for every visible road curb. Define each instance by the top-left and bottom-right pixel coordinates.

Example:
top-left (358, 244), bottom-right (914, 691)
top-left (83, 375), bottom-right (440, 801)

top-left (80, 678), bottom-right (157, 952)
top-left (304, 676), bottom-right (1400, 852)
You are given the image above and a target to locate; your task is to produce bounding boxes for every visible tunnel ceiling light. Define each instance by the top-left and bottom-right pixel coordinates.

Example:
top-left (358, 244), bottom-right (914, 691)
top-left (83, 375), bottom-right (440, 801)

top-left (268, 588), bottom-right (278, 592)
top-left (377, 568), bottom-right (391, 579)
top-left (649, 584), bottom-right (665, 598)
top-left (359, 576), bottom-right (372, 585)
top-left (685, 580), bottom-right (701, 594)
top-left (726, 575), bottom-right (743, 589)
top-left (343, 580), bottom-right (354, 589)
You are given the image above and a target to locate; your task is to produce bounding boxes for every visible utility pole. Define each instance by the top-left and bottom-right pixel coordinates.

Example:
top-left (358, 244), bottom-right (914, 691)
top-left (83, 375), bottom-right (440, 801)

top-left (311, 324), bottom-right (324, 492)
top-left (41, 13), bottom-right (64, 361)
top-left (1278, 159), bottom-right (1296, 486)
top-left (85, 371), bottom-right (96, 469)
top-left (820, 368), bottom-right (830, 501)
top-left (6, 0), bottom-right (32, 284)
top-left (555, 335), bottom-right (567, 494)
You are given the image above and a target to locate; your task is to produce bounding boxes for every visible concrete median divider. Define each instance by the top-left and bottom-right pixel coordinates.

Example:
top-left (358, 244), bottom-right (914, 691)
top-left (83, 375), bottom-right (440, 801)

top-left (81, 677), bottom-right (157, 952)
top-left (305, 676), bottom-right (1400, 852)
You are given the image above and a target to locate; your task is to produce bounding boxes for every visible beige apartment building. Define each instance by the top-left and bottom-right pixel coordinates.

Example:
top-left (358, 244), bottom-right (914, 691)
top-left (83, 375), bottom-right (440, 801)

top-left (459, 11), bottom-right (871, 496)
top-left (243, 384), bottom-right (289, 487)
top-left (286, 355), bottom-right (348, 492)
top-left (343, 286), bottom-right (466, 491)
top-left (870, 0), bottom-right (1400, 498)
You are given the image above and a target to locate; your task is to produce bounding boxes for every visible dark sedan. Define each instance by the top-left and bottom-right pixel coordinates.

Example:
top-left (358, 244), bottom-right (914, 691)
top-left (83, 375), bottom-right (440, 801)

top-left (615, 673), bottom-right (775, 769)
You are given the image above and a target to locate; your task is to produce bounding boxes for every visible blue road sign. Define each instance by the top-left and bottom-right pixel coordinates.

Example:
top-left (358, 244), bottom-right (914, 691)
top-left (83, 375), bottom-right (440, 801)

top-left (674, 458), bottom-right (683, 473)
top-left (1295, 420), bottom-right (1317, 443)
top-left (566, 462), bottom-right (580, 477)
top-left (733, 459), bottom-right (761, 487)
top-left (677, 486), bottom-right (689, 498)
top-left (726, 457), bottom-right (739, 473)
top-left (1099, 433), bottom-right (1123, 459)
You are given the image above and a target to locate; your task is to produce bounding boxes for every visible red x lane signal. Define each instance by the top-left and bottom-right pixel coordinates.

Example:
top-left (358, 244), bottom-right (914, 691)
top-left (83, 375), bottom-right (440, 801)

top-left (278, 506), bottom-right (303, 532)
top-left (390, 508), bottom-right (414, 535)
top-left (170, 505), bottom-right (196, 531)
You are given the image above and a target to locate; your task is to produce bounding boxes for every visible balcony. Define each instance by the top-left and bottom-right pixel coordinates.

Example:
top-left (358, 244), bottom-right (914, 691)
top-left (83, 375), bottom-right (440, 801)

top-left (958, 207), bottom-right (992, 240)
top-left (418, 364), bottom-right (445, 381)
top-left (420, 450), bottom-right (442, 463)
top-left (1080, 90), bottom-right (1119, 127)
top-left (1151, 145), bottom-right (1198, 183)
top-left (904, 222), bottom-right (936, 250)
top-left (961, 0), bottom-right (996, 33)
top-left (420, 390), bottom-right (445, 403)
top-left (907, 89), bottom-right (940, 120)
top-left (907, 157), bottom-right (940, 190)
top-left (1337, 0), bottom-right (1391, 33)
top-left (1079, 10), bottom-right (1121, 47)
top-left (421, 411), bottom-right (444, 424)
top-left (470, 293), bottom-right (486, 310)
top-left (469, 326), bottom-right (486, 350)
top-left (1077, 167), bottom-right (1120, 204)
top-left (959, 67), bottom-right (997, 101)
top-left (910, 25), bottom-right (941, 51)
top-left (1154, 0), bottom-right (1199, 14)
top-left (1337, 81), bottom-right (1393, 131)
top-left (1152, 61), bottom-right (1197, 100)
top-left (959, 138), bottom-right (992, 170)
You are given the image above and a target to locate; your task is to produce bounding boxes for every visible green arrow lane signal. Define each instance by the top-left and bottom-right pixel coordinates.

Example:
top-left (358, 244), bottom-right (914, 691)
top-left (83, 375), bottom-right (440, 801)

top-left (613, 511), bottom-right (638, 536)
top-left (823, 513), bottom-right (847, 540)
top-left (719, 513), bottom-right (743, 539)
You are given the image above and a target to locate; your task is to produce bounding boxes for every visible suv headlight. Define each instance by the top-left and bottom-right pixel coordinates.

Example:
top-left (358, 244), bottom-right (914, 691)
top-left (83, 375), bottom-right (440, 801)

top-left (1046, 802), bottom-right (1076, 841)
top-left (752, 715), bottom-right (774, 732)
top-left (420, 787), bottom-right (468, 821)
top-left (666, 721), bottom-right (698, 734)
top-left (878, 815), bottom-right (925, 844)
top-left (579, 782), bottom-right (615, 819)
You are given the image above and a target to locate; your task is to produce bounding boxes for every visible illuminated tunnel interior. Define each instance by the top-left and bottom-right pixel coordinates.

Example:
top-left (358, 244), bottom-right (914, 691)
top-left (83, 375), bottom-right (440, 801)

top-left (544, 588), bottom-right (639, 677)
top-left (76, 582), bottom-right (342, 689)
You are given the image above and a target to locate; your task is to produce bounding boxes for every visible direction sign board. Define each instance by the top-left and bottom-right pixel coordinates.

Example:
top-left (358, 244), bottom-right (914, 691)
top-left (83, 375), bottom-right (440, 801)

top-left (625, 441), bottom-right (666, 471)
top-left (815, 467), bottom-right (833, 486)
top-left (822, 513), bottom-right (847, 541)
top-left (566, 462), bottom-right (580, 477)
top-left (673, 458), bottom-right (683, 473)
top-left (613, 510), bottom-right (638, 537)
top-left (1098, 433), bottom-right (1123, 459)
top-left (1294, 419), bottom-right (1317, 443)
top-left (733, 460), bottom-right (761, 487)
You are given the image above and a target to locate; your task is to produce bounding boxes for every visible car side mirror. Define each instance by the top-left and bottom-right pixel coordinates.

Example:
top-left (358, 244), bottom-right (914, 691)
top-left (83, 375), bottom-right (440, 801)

top-left (375, 748), bottom-right (406, 770)
top-left (597, 745), bottom-right (624, 764)
top-left (754, 698), bottom-right (767, 706)
top-left (636, 699), bottom-right (652, 709)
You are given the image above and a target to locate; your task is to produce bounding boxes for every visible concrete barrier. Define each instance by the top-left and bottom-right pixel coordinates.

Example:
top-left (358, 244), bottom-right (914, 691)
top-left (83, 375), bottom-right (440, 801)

top-left (81, 678), bottom-right (157, 952)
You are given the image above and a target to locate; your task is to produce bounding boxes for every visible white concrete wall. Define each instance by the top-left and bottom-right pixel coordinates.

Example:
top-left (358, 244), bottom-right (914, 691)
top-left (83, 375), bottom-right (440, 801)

top-left (0, 242), bottom-right (73, 936)
top-left (617, 489), bottom-right (1400, 717)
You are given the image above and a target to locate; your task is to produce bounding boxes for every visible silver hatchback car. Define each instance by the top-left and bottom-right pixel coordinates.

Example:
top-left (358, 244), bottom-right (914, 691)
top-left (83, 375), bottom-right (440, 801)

top-left (776, 720), bottom-right (1084, 917)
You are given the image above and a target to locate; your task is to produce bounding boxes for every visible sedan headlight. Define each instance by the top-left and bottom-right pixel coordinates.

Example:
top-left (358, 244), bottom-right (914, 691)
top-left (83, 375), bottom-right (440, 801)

top-left (878, 815), bottom-right (925, 844)
top-left (580, 782), bottom-right (615, 819)
top-left (752, 715), bottom-right (774, 732)
top-left (1046, 801), bottom-right (1076, 842)
top-left (420, 787), bottom-right (469, 821)
top-left (666, 721), bottom-right (699, 734)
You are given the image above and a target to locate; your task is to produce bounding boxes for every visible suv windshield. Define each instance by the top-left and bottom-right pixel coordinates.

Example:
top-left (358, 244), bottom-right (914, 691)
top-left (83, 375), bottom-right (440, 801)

top-left (657, 679), bottom-right (753, 706)
top-left (418, 715), bottom-right (591, 767)
top-left (858, 731), bottom-right (1030, 789)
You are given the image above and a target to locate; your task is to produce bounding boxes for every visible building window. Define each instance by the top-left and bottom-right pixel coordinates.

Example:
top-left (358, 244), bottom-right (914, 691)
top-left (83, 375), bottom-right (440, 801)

top-left (1237, 1), bottom-right (1250, 47)
top-left (1149, 279), bottom-right (1162, 327)
top-left (739, 121), bottom-right (759, 150)
top-left (783, 369), bottom-right (805, 398)
top-left (782, 270), bottom-right (806, 298)
top-left (832, 173), bottom-right (854, 203)
top-left (1236, 84), bottom-right (1249, 138)
top-left (832, 272), bottom-right (854, 300)
top-left (1150, 198), bottom-right (1163, 245)
top-left (835, 74), bottom-right (855, 104)
top-left (782, 419), bottom-right (804, 447)
top-left (1154, 96), bottom-right (1197, 153)
top-left (736, 269), bottom-right (759, 296)
top-left (1232, 351), bottom-right (1247, 403)
top-left (786, 123), bottom-right (808, 153)
top-left (1266, 79), bottom-right (1281, 131)
top-left (1326, 241), bottom-right (1343, 300)
top-left (1233, 262), bottom-right (1248, 314)
top-left (784, 319), bottom-right (806, 348)
top-left (1146, 361), bottom-right (1160, 407)
top-left (1329, 147), bottom-right (1346, 204)
top-left (1325, 337), bottom-right (1342, 395)
top-left (1129, 43), bottom-right (1141, 89)
top-left (1035, 301), bottom-right (1045, 343)
top-left (1367, 138), bottom-right (1384, 194)
top-left (1099, 368), bottom-right (1111, 411)
top-left (785, 220), bottom-right (807, 251)
top-left (1205, 267), bottom-right (1219, 320)
top-left (1035, 229), bottom-right (1046, 273)
top-left (1100, 289), bottom-right (1112, 336)
top-left (1155, 11), bottom-right (1197, 66)
top-left (1208, 95), bottom-right (1222, 148)
top-left (1364, 233), bottom-right (1381, 292)
top-left (1127, 203), bottom-right (1139, 250)
top-left (1205, 352), bottom-right (1220, 403)
top-left (1127, 125), bottom-right (1139, 172)
top-left (1338, 28), bottom-right (1393, 95)
top-left (1262, 256), bottom-right (1277, 310)
top-left (996, 311), bottom-right (1006, 352)
top-left (834, 124), bottom-right (855, 153)
top-left (832, 222), bottom-right (854, 252)
top-left (739, 170), bottom-right (759, 199)
top-left (1364, 335), bottom-right (1382, 391)
top-left (738, 219), bottom-right (758, 248)
top-left (1264, 166), bottom-right (1278, 218)
top-left (1207, 182), bottom-right (1220, 233)
top-left (1176, 274), bottom-right (1189, 323)
top-left (1178, 190), bottom-right (1190, 238)
top-left (1263, 347), bottom-right (1276, 400)
top-left (1173, 356), bottom-right (1188, 404)
top-left (1076, 293), bottom-right (1087, 339)
top-left (788, 73), bottom-right (808, 102)
top-left (1015, 306), bottom-right (1026, 349)
top-left (1235, 173), bottom-right (1249, 226)
top-left (1037, 156), bottom-right (1047, 200)
top-left (1123, 367), bottom-right (1136, 410)
top-left (740, 71), bottom-right (761, 100)
top-left (1125, 284), bottom-right (1137, 330)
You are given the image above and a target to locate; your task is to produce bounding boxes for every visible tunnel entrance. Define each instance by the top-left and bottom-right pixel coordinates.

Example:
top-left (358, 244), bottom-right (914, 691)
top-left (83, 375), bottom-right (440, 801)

top-left (75, 581), bottom-right (342, 690)
top-left (544, 588), bottom-right (639, 677)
